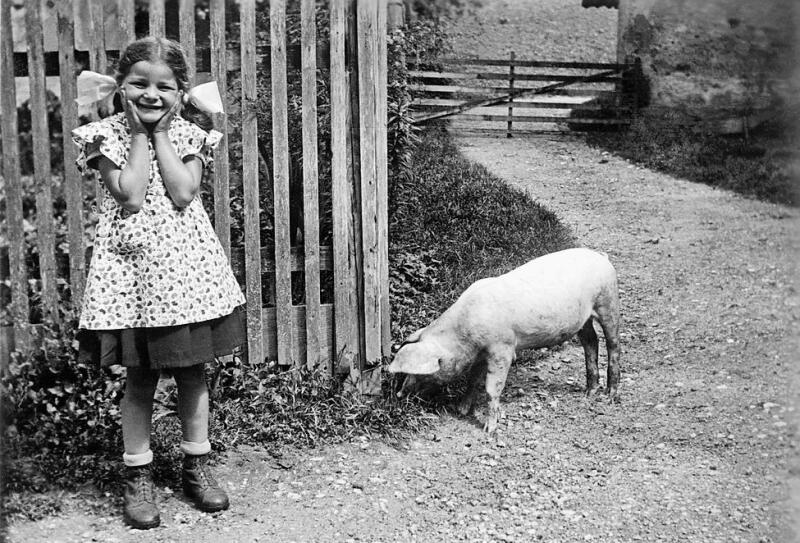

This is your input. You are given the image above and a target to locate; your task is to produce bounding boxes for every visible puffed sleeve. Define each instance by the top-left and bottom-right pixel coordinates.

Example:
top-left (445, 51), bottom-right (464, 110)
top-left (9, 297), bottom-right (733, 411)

top-left (171, 117), bottom-right (222, 168)
top-left (71, 114), bottom-right (128, 173)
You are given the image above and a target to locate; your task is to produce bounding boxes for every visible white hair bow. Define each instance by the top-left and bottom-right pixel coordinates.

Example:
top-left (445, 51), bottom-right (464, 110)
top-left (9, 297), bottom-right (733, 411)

top-left (75, 70), bottom-right (225, 114)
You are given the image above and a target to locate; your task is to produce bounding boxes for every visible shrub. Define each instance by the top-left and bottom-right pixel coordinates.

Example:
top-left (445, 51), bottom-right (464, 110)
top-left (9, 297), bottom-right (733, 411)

top-left (1, 311), bottom-right (123, 493)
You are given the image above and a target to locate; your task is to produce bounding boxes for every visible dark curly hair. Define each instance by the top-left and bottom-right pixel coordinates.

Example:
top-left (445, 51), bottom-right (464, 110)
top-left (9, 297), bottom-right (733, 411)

top-left (113, 37), bottom-right (213, 130)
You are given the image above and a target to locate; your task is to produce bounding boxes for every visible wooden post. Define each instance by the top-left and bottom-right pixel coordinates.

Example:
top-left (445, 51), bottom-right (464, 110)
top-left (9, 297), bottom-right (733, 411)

top-left (241, 0), bottom-right (265, 364)
top-left (507, 51), bottom-right (515, 138)
top-left (354, 0), bottom-right (386, 394)
top-left (345, 0), bottom-right (366, 381)
top-left (271, 0), bottom-right (294, 366)
top-left (301, 0), bottom-right (322, 370)
top-left (0, 0), bottom-right (30, 351)
top-left (179, 0), bottom-right (196, 85)
top-left (87, 0), bottom-right (108, 127)
top-left (56, 0), bottom-right (86, 308)
top-left (209, 0), bottom-right (231, 257)
top-left (376, 0), bottom-right (390, 362)
top-left (356, 0), bottom-right (380, 366)
top-left (149, 0), bottom-right (166, 38)
top-left (27, 0), bottom-right (59, 324)
top-left (118, 0), bottom-right (135, 44)
top-left (331, 0), bottom-right (360, 375)
top-left (387, 0), bottom-right (404, 30)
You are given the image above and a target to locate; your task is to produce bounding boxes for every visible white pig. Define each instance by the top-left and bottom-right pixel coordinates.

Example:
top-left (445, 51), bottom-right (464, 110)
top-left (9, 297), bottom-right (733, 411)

top-left (388, 248), bottom-right (621, 433)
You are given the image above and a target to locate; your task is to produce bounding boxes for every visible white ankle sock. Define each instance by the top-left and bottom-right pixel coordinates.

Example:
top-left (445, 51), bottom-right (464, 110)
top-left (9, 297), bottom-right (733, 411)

top-left (123, 450), bottom-right (153, 467)
top-left (180, 439), bottom-right (211, 456)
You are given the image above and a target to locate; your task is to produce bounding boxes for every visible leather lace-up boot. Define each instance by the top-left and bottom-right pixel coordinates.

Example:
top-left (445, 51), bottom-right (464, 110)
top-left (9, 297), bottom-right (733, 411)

top-left (182, 454), bottom-right (229, 512)
top-left (122, 464), bottom-right (160, 529)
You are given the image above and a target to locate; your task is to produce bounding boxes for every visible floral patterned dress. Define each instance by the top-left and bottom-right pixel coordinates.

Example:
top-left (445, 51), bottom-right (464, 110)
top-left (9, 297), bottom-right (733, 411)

top-left (72, 113), bottom-right (245, 331)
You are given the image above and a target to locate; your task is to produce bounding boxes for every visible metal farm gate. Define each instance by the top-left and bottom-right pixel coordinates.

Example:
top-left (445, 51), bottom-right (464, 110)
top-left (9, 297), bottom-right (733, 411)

top-left (0, 0), bottom-right (390, 393)
top-left (409, 53), bottom-right (637, 136)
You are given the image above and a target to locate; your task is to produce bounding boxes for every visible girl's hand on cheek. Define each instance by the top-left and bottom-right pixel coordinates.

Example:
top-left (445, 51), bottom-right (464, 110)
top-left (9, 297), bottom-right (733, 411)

top-left (121, 91), bottom-right (149, 136)
top-left (153, 94), bottom-right (182, 135)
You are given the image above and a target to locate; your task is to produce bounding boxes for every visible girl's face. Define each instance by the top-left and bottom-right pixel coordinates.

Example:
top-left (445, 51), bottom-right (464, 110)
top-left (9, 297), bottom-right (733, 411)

top-left (120, 60), bottom-right (181, 124)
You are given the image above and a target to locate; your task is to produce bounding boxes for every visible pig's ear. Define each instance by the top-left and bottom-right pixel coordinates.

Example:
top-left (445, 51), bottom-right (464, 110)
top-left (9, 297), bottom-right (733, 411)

top-left (389, 352), bottom-right (441, 375)
top-left (413, 356), bottom-right (441, 374)
top-left (400, 327), bottom-right (425, 348)
top-left (388, 341), bottom-right (441, 375)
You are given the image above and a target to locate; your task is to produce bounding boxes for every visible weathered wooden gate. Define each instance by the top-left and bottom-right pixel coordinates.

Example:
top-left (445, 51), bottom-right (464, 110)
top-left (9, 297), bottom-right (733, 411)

top-left (409, 54), bottom-right (636, 135)
top-left (0, 0), bottom-right (390, 393)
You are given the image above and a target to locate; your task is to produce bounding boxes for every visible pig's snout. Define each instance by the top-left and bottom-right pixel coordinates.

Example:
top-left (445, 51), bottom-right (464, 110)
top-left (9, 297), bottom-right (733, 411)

top-left (395, 374), bottom-right (419, 398)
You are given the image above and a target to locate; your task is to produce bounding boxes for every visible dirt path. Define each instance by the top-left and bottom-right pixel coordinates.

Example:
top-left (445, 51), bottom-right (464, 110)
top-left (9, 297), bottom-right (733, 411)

top-left (8, 130), bottom-right (799, 543)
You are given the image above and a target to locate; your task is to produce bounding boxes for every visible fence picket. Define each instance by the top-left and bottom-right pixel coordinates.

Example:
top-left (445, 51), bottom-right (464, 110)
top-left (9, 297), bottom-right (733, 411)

top-left (149, 0), bottom-right (166, 39)
top-left (240, 0), bottom-right (264, 364)
top-left (0, 0), bottom-right (31, 350)
top-left (507, 51), bottom-right (515, 137)
top-left (87, 0), bottom-right (106, 73)
top-left (301, 0), bottom-right (321, 369)
top-left (118, 0), bottom-right (135, 44)
top-left (345, 0), bottom-right (366, 378)
top-left (356, 0), bottom-right (380, 367)
top-left (179, 0), bottom-right (197, 84)
top-left (209, 0), bottom-right (231, 257)
top-left (56, 0), bottom-right (85, 307)
top-left (330, 0), bottom-right (359, 374)
top-left (26, 0), bottom-right (59, 324)
top-left (376, 0), bottom-right (390, 361)
top-left (84, 0), bottom-right (109, 134)
top-left (271, 0), bottom-right (294, 366)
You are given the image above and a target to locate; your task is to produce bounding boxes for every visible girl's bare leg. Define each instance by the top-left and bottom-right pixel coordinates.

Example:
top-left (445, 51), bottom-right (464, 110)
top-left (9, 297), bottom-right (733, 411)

top-left (121, 367), bottom-right (160, 455)
top-left (173, 364), bottom-right (209, 444)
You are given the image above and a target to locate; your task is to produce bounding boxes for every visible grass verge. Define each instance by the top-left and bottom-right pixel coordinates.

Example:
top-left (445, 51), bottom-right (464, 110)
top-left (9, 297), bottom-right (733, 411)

top-left (586, 112), bottom-right (800, 206)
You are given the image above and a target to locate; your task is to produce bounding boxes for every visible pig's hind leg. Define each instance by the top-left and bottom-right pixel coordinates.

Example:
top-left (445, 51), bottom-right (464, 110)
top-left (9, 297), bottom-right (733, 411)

top-left (595, 292), bottom-right (621, 402)
top-left (483, 345), bottom-right (515, 434)
top-left (578, 319), bottom-right (600, 396)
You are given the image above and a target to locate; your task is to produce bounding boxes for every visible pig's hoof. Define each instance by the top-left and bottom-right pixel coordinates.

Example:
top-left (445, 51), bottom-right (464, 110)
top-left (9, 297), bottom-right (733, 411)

top-left (585, 386), bottom-right (601, 398)
top-left (606, 388), bottom-right (620, 404)
top-left (483, 419), bottom-right (498, 434)
top-left (457, 398), bottom-right (474, 417)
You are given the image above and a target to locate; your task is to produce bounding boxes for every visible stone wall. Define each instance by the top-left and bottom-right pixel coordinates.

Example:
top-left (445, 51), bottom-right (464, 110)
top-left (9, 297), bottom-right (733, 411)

top-left (618, 0), bottom-right (800, 130)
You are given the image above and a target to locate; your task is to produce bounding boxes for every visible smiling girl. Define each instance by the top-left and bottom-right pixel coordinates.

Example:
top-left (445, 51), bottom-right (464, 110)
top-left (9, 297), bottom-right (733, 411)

top-left (72, 37), bottom-right (245, 529)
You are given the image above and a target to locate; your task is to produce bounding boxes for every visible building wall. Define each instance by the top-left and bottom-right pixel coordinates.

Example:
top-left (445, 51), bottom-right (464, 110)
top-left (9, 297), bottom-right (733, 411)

top-left (618, 0), bottom-right (800, 127)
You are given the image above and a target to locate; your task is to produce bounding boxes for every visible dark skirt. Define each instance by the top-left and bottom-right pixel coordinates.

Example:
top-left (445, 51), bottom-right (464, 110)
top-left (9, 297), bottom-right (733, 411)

top-left (78, 306), bottom-right (246, 369)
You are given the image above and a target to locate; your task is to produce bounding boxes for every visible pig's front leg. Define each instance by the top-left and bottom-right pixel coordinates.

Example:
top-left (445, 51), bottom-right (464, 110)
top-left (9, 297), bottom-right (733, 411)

top-left (457, 360), bottom-right (487, 416)
top-left (483, 345), bottom-right (515, 433)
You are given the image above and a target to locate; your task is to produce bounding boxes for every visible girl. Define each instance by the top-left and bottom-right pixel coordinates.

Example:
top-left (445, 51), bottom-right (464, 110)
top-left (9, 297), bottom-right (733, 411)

top-left (72, 37), bottom-right (245, 530)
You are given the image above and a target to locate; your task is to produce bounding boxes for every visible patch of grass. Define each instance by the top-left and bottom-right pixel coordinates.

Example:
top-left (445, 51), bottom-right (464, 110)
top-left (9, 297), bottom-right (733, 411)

top-left (209, 361), bottom-right (436, 451)
top-left (390, 125), bottom-right (575, 337)
top-left (586, 112), bottom-right (800, 206)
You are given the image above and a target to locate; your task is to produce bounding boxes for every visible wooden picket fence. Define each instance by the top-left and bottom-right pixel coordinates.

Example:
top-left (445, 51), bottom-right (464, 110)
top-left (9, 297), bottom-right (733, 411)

top-left (0, 0), bottom-right (390, 393)
top-left (409, 54), bottom-right (636, 135)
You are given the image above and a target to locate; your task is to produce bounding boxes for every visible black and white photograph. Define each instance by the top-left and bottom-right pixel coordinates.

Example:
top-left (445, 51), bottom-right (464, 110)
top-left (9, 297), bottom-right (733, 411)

top-left (1, 0), bottom-right (798, 541)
